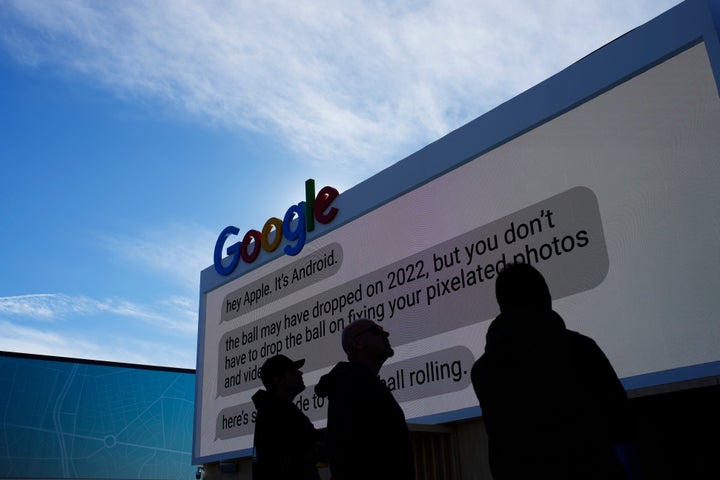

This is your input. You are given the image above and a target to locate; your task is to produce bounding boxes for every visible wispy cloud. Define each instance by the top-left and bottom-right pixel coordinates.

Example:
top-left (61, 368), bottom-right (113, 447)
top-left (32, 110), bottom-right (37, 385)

top-left (0, 224), bottom-right (211, 367)
top-left (0, 319), bottom-right (197, 368)
top-left (0, 293), bottom-right (58, 318)
top-left (95, 221), bottom-right (216, 293)
top-left (0, 293), bottom-right (199, 367)
top-left (0, 0), bottom-right (680, 174)
top-left (0, 293), bottom-right (197, 334)
top-left (0, 320), bottom-right (103, 358)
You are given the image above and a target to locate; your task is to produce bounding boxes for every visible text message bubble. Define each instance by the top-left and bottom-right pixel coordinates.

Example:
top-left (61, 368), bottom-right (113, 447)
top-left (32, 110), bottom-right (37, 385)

top-left (221, 243), bottom-right (343, 322)
top-left (378, 346), bottom-right (474, 403)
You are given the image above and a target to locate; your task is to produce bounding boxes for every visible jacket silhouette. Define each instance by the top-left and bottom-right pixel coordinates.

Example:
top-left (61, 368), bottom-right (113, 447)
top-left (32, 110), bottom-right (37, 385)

top-left (471, 262), bottom-right (631, 479)
top-left (315, 360), bottom-right (415, 480)
top-left (472, 304), bottom-right (629, 479)
top-left (252, 354), bottom-right (321, 480)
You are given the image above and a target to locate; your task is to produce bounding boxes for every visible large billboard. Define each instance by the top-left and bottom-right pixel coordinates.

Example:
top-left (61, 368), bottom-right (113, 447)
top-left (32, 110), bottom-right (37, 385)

top-left (194, 0), bottom-right (720, 463)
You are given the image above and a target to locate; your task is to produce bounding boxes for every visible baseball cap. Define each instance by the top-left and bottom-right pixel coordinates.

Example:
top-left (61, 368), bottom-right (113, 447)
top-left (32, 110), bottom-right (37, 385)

top-left (260, 354), bottom-right (305, 387)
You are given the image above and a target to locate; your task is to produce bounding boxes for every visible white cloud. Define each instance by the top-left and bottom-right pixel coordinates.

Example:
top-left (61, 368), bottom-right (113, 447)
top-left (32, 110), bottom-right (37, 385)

top-left (0, 293), bottom-right (197, 334)
top-left (0, 293), bottom-right (57, 318)
top-left (0, 0), bottom-right (681, 174)
top-left (0, 225), bottom-right (212, 367)
top-left (96, 221), bottom-right (217, 293)
top-left (0, 320), bottom-right (101, 357)
top-left (0, 319), bottom-right (197, 368)
top-left (0, 293), bottom-right (200, 367)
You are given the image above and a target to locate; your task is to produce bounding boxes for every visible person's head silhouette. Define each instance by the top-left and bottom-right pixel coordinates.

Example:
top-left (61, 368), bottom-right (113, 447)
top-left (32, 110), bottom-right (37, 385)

top-left (341, 319), bottom-right (394, 373)
top-left (495, 262), bottom-right (552, 313)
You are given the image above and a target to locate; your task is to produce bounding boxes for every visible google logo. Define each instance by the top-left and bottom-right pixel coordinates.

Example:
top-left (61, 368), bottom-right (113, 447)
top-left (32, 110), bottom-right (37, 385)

top-left (213, 179), bottom-right (339, 276)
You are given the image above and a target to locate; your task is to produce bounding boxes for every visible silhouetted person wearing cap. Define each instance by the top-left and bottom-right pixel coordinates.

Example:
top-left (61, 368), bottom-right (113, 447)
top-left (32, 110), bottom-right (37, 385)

top-left (252, 354), bottom-right (322, 480)
top-left (315, 319), bottom-right (415, 480)
top-left (471, 263), bottom-right (631, 479)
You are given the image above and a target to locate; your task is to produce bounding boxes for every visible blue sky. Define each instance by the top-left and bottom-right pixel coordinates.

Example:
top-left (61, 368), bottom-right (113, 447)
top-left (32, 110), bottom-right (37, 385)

top-left (0, 0), bottom-right (680, 368)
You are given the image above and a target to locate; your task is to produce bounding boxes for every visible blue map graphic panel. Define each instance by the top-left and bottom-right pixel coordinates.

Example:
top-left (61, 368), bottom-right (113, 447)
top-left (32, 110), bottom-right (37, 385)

top-left (0, 352), bottom-right (196, 479)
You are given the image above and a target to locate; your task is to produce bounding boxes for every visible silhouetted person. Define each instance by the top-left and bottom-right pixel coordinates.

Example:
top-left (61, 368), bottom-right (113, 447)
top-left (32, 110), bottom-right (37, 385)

top-left (252, 354), bottom-right (322, 480)
top-left (315, 319), bottom-right (415, 480)
top-left (471, 263), bottom-right (630, 479)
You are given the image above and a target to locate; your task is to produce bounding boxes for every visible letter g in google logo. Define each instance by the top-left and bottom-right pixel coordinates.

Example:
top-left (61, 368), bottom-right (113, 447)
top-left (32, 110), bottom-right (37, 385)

top-left (213, 179), bottom-right (339, 276)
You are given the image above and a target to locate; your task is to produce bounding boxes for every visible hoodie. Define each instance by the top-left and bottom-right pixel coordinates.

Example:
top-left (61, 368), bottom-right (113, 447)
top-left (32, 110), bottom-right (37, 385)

top-left (471, 309), bottom-right (629, 479)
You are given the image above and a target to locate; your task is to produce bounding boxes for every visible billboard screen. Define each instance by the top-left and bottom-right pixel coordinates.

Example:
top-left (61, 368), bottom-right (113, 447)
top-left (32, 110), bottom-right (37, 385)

top-left (194, 1), bottom-right (720, 463)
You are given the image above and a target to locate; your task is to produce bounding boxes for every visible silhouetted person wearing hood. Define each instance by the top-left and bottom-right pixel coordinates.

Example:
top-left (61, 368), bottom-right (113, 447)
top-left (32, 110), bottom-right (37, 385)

top-left (471, 263), bottom-right (630, 479)
top-left (315, 319), bottom-right (415, 480)
top-left (252, 354), bottom-right (321, 480)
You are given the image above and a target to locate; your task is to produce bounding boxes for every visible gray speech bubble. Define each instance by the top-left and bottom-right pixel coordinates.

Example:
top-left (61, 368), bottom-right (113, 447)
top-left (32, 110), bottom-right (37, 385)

top-left (215, 403), bottom-right (256, 440)
top-left (215, 390), bottom-right (329, 440)
top-left (217, 187), bottom-right (608, 398)
top-left (221, 243), bottom-right (343, 323)
top-left (378, 346), bottom-right (474, 403)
